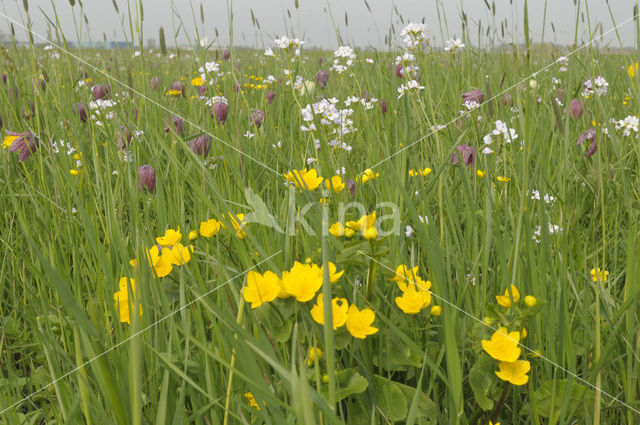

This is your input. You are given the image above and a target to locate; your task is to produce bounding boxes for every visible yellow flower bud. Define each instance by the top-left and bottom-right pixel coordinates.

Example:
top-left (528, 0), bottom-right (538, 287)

top-left (524, 295), bottom-right (537, 307)
top-left (188, 230), bottom-right (198, 241)
top-left (363, 226), bottom-right (378, 240)
top-left (430, 305), bottom-right (442, 317)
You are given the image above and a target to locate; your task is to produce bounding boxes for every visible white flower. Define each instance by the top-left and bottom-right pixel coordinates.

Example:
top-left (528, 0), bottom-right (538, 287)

top-left (405, 225), bottom-right (414, 237)
top-left (112, 170), bottom-right (119, 175)
top-left (243, 131), bottom-right (255, 139)
top-left (444, 38), bottom-right (465, 52)
top-left (264, 48), bottom-right (275, 57)
top-left (134, 50), bottom-right (141, 57)
top-left (397, 79), bottom-right (425, 99)
top-left (400, 23), bottom-right (429, 51)
top-left (272, 141), bottom-right (282, 148)
top-left (418, 215), bottom-right (429, 224)
top-left (365, 58), bottom-right (374, 64)
top-left (612, 115), bottom-right (639, 136)
top-left (582, 76), bottom-right (608, 97)
top-left (331, 46), bottom-right (356, 73)
top-left (543, 193), bottom-right (555, 203)
top-left (336, 167), bottom-right (346, 175)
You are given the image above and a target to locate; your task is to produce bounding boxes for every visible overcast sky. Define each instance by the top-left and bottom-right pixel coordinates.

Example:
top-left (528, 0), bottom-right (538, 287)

top-left (0, 0), bottom-right (638, 50)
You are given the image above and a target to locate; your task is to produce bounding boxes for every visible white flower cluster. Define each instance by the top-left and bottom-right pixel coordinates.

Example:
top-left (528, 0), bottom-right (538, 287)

top-left (556, 56), bottom-right (569, 72)
top-left (203, 95), bottom-right (228, 107)
top-left (529, 190), bottom-right (555, 203)
top-left (198, 61), bottom-right (223, 86)
top-left (331, 45), bottom-right (356, 74)
top-left (265, 36), bottom-right (305, 57)
top-left (582, 76), bottom-right (608, 97)
top-left (395, 51), bottom-right (419, 78)
top-left (397, 80), bottom-right (425, 99)
top-left (50, 140), bottom-right (81, 170)
top-left (532, 223), bottom-right (563, 243)
top-left (301, 98), bottom-right (355, 151)
top-left (444, 38), bottom-right (465, 52)
top-left (611, 115), bottom-right (639, 136)
top-left (400, 23), bottom-right (429, 51)
top-left (344, 95), bottom-right (378, 110)
top-left (481, 120), bottom-right (519, 154)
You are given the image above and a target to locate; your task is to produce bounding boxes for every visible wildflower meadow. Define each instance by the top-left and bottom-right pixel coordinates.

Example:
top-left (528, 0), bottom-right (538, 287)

top-left (1, 0), bottom-right (640, 424)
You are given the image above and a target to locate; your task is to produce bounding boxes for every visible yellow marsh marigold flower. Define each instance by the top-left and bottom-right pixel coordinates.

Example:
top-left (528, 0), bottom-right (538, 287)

top-left (131, 245), bottom-right (173, 277)
top-left (156, 228), bottom-right (182, 247)
top-left (311, 294), bottom-right (349, 329)
top-left (395, 285), bottom-right (431, 314)
top-left (346, 305), bottom-right (379, 339)
top-left (496, 284), bottom-right (520, 308)
top-left (346, 211), bottom-right (376, 234)
top-left (281, 261), bottom-right (323, 302)
top-left (325, 175), bottom-right (346, 192)
top-left (283, 168), bottom-right (323, 191)
top-left (242, 270), bottom-right (282, 308)
top-left (481, 327), bottom-right (521, 362)
top-left (409, 168), bottom-right (432, 177)
top-left (325, 261), bottom-right (344, 283)
top-left (191, 76), bottom-right (204, 86)
top-left (590, 267), bottom-right (609, 283)
top-left (200, 219), bottom-right (222, 237)
top-left (495, 360), bottom-right (531, 386)
top-left (357, 168), bottom-right (379, 184)
top-left (307, 347), bottom-right (322, 367)
top-left (113, 277), bottom-right (142, 324)
top-left (165, 89), bottom-right (183, 96)
top-left (244, 392), bottom-right (260, 411)
top-left (329, 222), bottom-right (345, 237)
top-left (628, 62), bottom-right (638, 78)
top-left (391, 264), bottom-right (420, 291)
top-left (497, 176), bottom-right (511, 183)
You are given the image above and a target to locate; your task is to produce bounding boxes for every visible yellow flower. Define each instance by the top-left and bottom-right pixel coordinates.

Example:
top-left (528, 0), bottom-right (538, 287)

top-left (481, 327), bottom-right (521, 362)
top-left (395, 285), bottom-right (431, 314)
top-left (489, 421), bottom-right (500, 425)
top-left (391, 264), bottom-right (420, 291)
top-left (325, 175), bottom-right (345, 192)
top-left (283, 168), bottom-right (323, 191)
top-left (346, 305), bottom-right (379, 339)
top-left (242, 270), bottom-right (282, 309)
top-left (244, 392), bottom-right (260, 411)
top-left (590, 267), bottom-right (609, 283)
top-left (363, 226), bottom-right (378, 240)
top-left (497, 176), bottom-right (511, 183)
top-left (156, 228), bottom-right (182, 247)
top-left (344, 227), bottom-right (356, 238)
top-left (628, 62), bottom-right (638, 78)
top-left (191, 76), bottom-right (204, 86)
top-left (430, 305), bottom-right (442, 316)
top-left (408, 168), bottom-right (432, 177)
top-left (477, 170), bottom-right (485, 178)
top-left (346, 211), bottom-right (377, 235)
top-left (311, 294), bottom-right (349, 329)
top-left (144, 245), bottom-right (173, 277)
top-left (2, 135), bottom-right (18, 149)
top-left (188, 230), bottom-right (198, 241)
top-left (113, 277), bottom-right (142, 324)
top-left (228, 213), bottom-right (247, 239)
top-left (358, 168), bottom-right (379, 183)
top-left (495, 360), bottom-right (531, 386)
top-left (524, 295), bottom-right (537, 307)
top-left (200, 219), bottom-right (222, 237)
top-left (165, 89), bottom-right (182, 96)
top-left (163, 243), bottom-right (192, 266)
top-left (324, 261), bottom-right (344, 283)
top-left (307, 347), bottom-right (323, 366)
top-left (70, 169), bottom-right (79, 175)
top-left (328, 222), bottom-right (345, 237)
top-left (281, 261), bottom-right (323, 302)
top-left (496, 284), bottom-right (520, 308)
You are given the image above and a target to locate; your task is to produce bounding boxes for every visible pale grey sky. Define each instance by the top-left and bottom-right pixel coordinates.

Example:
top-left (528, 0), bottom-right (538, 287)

top-left (0, 0), bottom-right (638, 49)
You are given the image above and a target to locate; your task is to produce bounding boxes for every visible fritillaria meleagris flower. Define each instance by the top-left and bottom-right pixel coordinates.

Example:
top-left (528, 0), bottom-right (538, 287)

top-left (164, 115), bottom-right (184, 135)
top-left (5, 131), bottom-right (39, 162)
top-left (138, 164), bottom-right (156, 192)
top-left (1, 73), bottom-right (6, 84)
top-left (266, 91), bottom-right (276, 104)
top-left (576, 128), bottom-right (597, 158)
top-left (396, 64), bottom-right (403, 78)
top-left (212, 100), bottom-right (228, 124)
top-left (380, 100), bottom-right (387, 115)
top-left (250, 110), bottom-right (265, 128)
top-left (117, 125), bottom-right (132, 149)
top-left (92, 83), bottom-right (110, 100)
top-left (451, 144), bottom-right (476, 167)
top-left (569, 98), bottom-right (583, 119)
top-left (316, 70), bottom-right (329, 88)
top-left (198, 84), bottom-right (207, 96)
top-left (222, 49), bottom-right (230, 61)
top-left (74, 102), bottom-right (88, 122)
top-left (189, 134), bottom-right (212, 156)
top-left (150, 76), bottom-right (160, 90)
top-left (462, 89), bottom-right (484, 104)
top-left (501, 93), bottom-right (512, 106)
top-left (346, 178), bottom-right (356, 195)
top-left (318, 57), bottom-right (323, 67)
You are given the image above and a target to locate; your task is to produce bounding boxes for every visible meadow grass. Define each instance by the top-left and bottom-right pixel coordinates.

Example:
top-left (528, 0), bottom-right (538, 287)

top-left (1, 1), bottom-right (640, 424)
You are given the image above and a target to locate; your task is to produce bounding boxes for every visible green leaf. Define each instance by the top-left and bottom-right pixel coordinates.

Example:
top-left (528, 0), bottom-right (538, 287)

top-left (469, 356), bottom-right (497, 411)
top-left (321, 368), bottom-right (369, 402)
top-left (522, 379), bottom-right (595, 420)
